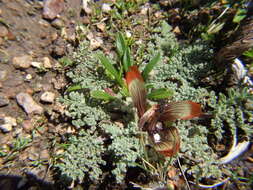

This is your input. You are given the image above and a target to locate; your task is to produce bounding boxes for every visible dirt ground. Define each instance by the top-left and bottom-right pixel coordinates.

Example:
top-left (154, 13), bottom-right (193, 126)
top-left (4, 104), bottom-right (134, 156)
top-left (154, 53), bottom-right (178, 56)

top-left (0, 0), bottom-right (84, 188)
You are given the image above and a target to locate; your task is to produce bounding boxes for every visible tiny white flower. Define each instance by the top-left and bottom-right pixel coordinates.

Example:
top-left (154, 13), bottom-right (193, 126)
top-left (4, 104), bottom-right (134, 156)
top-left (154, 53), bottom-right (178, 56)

top-left (153, 133), bottom-right (161, 143)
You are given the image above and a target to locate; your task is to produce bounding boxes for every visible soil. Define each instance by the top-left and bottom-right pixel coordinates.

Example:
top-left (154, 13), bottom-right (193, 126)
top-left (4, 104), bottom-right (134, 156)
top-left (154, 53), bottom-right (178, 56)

top-left (0, 0), bottom-right (83, 189)
top-left (0, 0), bottom-right (252, 190)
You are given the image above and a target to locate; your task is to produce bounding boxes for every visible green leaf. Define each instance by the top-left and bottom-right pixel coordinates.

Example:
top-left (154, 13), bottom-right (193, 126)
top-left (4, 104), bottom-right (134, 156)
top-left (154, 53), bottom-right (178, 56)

top-left (233, 9), bottom-right (247, 23)
top-left (90, 90), bottom-right (116, 101)
top-left (116, 32), bottom-right (127, 58)
top-left (123, 47), bottom-right (133, 72)
top-left (66, 84), bottom-right (82, 92)
top-left (147, 88), bottom-right (173, 100)
top-left (142, 52), bottom-right (161, 80)
top-left (97, 53), bottom-right (123, 86)
top-left (59, 56), bottom-right (73, 67)
top-left (243, 48), bottom-right (253, 58)
top-left (161, 21), bottom-right (172, 36)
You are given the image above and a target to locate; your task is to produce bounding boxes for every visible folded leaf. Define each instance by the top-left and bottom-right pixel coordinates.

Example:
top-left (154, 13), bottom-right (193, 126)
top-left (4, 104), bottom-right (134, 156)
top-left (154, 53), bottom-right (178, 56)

top-left (142, 52), bottom-right (161, 80)
top-left (90, 90), bottom-right (116, 101)
top-left (123, 47), bottom-right (133, 72)
top-left (97, 53), bottom-right (123, 86)
top-left (125, 65), bottom-right (147, 117)
top-left (147, 88), bottom-right (173, 100)
top-left (66, 84), bottom-right (82, 92)
top-left (159, 101), bottom-right (203, 121)
top-left (116, 32), bottom-right (127, 58)
top-left (150, 126), bottom-right (180, 157)
top-left (138, 104), bottom-right (159, 131)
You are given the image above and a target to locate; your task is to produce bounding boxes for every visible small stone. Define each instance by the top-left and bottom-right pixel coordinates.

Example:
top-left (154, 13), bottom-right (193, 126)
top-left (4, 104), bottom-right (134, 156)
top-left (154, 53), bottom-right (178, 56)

top-left (0, 93), bottom-right (9, 107)
top-left (51, 18), bottom-right (64, 29)
top-left (82, 16), bottom-right (91, 25)
top-left (22, 120), bottom-right (34, 132)
top-left (6, 31), bottom-right (15, 40)
top-left (66, 126), bottom-right (75, 133)
top-left (38, 19), bottom-right (50, 27)
top-left (154, 11), bottom-right (162, 18)
top-left (16, 92), bottom-right (44, 115)
top-left (140, 7), bottom-right (149, 15)
top-left (102, 3), bottom-right (111, 12)
top-left (56, 148), bottom-right (64, 155)
top-left (0, 116), bottom-right (17, 133)
top-left (43, 0), bottom-right (64, 20)
top-left (13, 127), bottom-right (23, 136)
top-left (25, 74), bottom-right (32, 80)
top-left (12, 55), bottom-right (32, 69)
top-left (31, 61), bottom-right (43, 68)
top-left (43, 57), bottom-right (52, 69)
top-left (82, 0), bottom-right (92, 14)
top-left (96, 23), bottom-right (106, 32)
top-left (89, 36), bottom-right (103, 50)
top-left (28, 147), bottom-right (39, 161)
top-left (0, 70), bottom-right (8, 81)
top-left (173, 26), bottom-right (181, 35)
top-left (40, 149), bottom-right (50, 160)
top-left (0, 37), bottom-right (3, 45)
top-left (40, 91), bottom-right (55, 103)
top-left (0, 26), bottom-right (8, 38)
top-left (52, 75), bottom-right (66, 89)
top-left (51, 32), bottom-right (58, 41)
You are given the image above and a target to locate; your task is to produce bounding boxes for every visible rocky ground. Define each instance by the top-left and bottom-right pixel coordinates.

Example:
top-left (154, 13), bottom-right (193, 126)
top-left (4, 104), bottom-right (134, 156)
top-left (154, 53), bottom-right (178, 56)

top-left (0, 0), bottom-right (83, 188)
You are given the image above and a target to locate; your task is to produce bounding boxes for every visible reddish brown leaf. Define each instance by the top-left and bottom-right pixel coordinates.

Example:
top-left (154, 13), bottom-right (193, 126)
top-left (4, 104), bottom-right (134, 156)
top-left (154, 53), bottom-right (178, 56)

top-left (150, 126), bottom-right (180, 157)
top-left (159, 101), bottom-right (202, 121)
top-left (125, 66), bottom-right (147, 117)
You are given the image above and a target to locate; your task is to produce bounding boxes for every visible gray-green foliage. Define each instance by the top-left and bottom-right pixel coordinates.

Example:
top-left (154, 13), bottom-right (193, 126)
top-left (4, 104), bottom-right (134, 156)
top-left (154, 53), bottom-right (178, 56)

top-left (141, 21), bottom-right (253, 180)
top-left (58, 41), bottom-right (143, 183)
top-left (66, 41), bottom-right (111, 90)
top-left (58, 19), bottom-right (253, 184)
top-left (61, 91), bottom-right (109, 128)
top-left (210, 87), bottom-right (253, 140)
top-left (56, 129), bottom-right (105, 182)
top-left (101, 122), bottom-right (143, 182)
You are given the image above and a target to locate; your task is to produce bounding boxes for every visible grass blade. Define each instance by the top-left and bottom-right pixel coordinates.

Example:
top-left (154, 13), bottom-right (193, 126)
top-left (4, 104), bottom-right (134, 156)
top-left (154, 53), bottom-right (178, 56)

top-left (123, 47), bottom-right (133, 72)
top-left (147, 88), bottom-right (173, 100)
top-left (66, 84), bottom-right (82, 92)
top-left (142, 52), bottom-right (161, 80)
top-left (97, 53), bottom-right (123, 86)
top-left (116, 32), bottom-right (126, 58)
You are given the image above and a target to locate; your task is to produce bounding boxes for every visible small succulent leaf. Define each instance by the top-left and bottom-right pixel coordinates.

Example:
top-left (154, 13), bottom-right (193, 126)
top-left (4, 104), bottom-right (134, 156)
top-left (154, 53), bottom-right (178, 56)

top-left (159, 101), bottom-right (203, 121)
top-left (147, 88), bottom-right (174, 100)
top-left (116, 32), bottom-right (127, 58)
top-left (97, 53), bottom-right (123, 86)
top-left (125, 65), bottom-right (147, 117)
top-left (90, 90), bottom-right (116, 101)
top-left (66, 84), bottom-right (82, 92)
top-left (123, 47), bottom-right (133, 72)
top-left (142, 52), bottom-right (161, 80)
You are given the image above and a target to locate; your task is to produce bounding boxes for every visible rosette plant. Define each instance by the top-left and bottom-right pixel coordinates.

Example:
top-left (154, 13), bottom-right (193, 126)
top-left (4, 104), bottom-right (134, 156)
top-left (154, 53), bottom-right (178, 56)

top-left (95, 32), bottom-right (203, 157)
